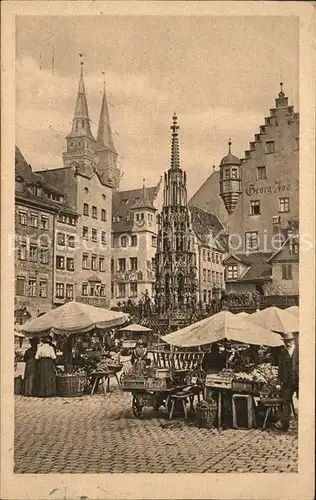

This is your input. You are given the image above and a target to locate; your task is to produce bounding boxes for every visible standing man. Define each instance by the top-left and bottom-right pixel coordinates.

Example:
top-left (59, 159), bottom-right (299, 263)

top-left (275, 332), bottom-right (299, 431)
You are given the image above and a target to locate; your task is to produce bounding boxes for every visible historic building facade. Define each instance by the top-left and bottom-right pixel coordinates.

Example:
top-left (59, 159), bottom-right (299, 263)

top-left (111, 180), bottom-right (163, 307)
top-left (155, 114), bottom-right (198, 316)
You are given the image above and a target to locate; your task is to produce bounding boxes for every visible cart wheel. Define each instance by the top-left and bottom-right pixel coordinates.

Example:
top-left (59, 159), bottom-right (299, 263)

top-left (132, 396), bottom-right (143, 418)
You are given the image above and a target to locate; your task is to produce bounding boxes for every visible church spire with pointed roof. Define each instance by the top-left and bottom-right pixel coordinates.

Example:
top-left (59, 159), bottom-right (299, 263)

top-left (95, 74), bottom-right (120, 190)
top-left (63, 58), bottom-right (98, 170)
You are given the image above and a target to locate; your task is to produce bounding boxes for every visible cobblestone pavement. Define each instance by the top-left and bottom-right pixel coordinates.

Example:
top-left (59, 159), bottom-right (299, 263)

top-left (14, 390), bottom-right (298, 474)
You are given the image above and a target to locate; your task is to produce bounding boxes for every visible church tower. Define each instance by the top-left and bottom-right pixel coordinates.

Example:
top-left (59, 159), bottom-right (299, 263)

top-left (95, 78), bottom-right (120, 190)
top-left (63, 61), bottom-right (99, 171)
top-left (155, 114), bottom-right (198, 316)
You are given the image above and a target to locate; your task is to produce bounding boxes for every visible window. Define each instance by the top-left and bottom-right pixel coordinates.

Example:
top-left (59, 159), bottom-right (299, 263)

top-left (279, 197), bottom-right (290, 213)
top-left (202, 269), bottom-right (206, 281)
top-left (131, 235), bottom-right (137, 247)
top-left (215, 253), bottom-right (219, 264)
top-left (118, 258), bottom-right (126, 272)
top-left (152, 236), bottom-right (157, 247)
top-left (207, 270), bottom-right (211, 282)
top-left (30, 213), bottom-right (38, 228)
top-left (18, 242), bottom-right (27, 260)
top-left (83, 203), bottom-right (89, 216)
top-left (220, 272), bottom-right (224, 282)
top-left (18, 211), bottom-right (27, 225)
top-left (82, 283), bottom-right (88, 296)
top-left (265, 141), bottom-right (275, 154)
top-left (245, 231), bottom-right (259, 251)
top-left (39, 280), bottom-right (48, 298)
top-left (66, 257), bottom-right (74, 271)
top-left (67, 235), bottom-right (75, 248)
top-left (111, 283), bottom-right (114, 299)
top-left (231, 168), bottom-right (238, 179)
top-left (207, 251), bottom-right (211, 262)
top-left (91, 229), bottom-right (97, 242)
top-left (56, 256), bottom-right (65, 270)
top-left (56, 283), bottom-right (64, 298)
top-left (272, 215), bottom-right (281, 225)
top-left (121, 236), bottom-right (127, 248)
top-left (101, 209), bottom-right (106, 221)
top-left (111, 259), bottom-right (114, 273)
top-left (130, 257), bottom-right (138, 271)
top-left (130, 282), bottom-right (138, 298)
top-left (82, 227), bottom-right (88, 239)
top-left (203, 250), bottom-right (206, 261)
top-left (39, 247), bottom-right (49, 264)
top-left (84, 187), bottom-right (89, 193)
top-left (257, 166), bottom-right (266, 180)
top-left (208, 290), bottom-right (212, 303)
top-left (212, 253), bottom-right (215, 263)
top-left (212, 271), bottom-right (215, 281)
top-left (91, 255), bottom-right (97, 271)
top-left (29, 279), bottom-right (36, 297)
top-left (203, 290), bottom-right (207, 303)
top-left (33, 185), bottom-right (41, 197)
top-left (57, 232), bottom-right (65, 246)
top-left (82, 254), bottom-right (89, 269)
top-left (225, 169), bottom-right (230, 179)
top-left (16, 277), bottom-right (26, 296)
top-left (29, 244), bottom-right (38, 262)
top-left (118, 283), bottom-right (126, 298)
top-left (40, 216), bottom-right (49, 230)
top-left (99, 257), bottom-right (105, 272)
top-left (66, 284), bottom-right (74, 300)
top-left (92, 206), bottom-right (97, 219)
top-left (282, 264), bottom-right (293, 280)
top-left (250, 200), bottom-right (261, 216)
top-left (227, 265), bottom-right (238, 280)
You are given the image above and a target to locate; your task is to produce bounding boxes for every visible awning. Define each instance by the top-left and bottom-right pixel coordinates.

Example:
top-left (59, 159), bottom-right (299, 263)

top-left (246, 306), bottom-right (299, 334)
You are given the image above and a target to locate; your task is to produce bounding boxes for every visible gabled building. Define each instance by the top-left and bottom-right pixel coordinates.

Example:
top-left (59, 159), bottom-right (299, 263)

top-left (266, 235), bottom-right (299, 295)
top-left (223, 252), bottom-right (273, 295)
top-left (111, 179), bottom-right (163, 306)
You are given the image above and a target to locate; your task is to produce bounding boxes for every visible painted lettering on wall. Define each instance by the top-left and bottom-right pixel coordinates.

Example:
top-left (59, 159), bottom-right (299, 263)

top-left (245, 180), bottom-right (292, 197)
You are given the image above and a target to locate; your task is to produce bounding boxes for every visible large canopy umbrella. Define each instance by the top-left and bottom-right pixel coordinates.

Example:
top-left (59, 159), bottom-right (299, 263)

top-left (246, 306), bottom-right (299, 334)
top-left (161, 310), bottom-right (284, 348)
top-left (22, 301), bottom-right (129, 337)
top-left (119, 323), bottom-right (152, 333)
top-left (286, 305), bottom-right (299, 317)
top-left (236, 311), bottom-right (249, 317)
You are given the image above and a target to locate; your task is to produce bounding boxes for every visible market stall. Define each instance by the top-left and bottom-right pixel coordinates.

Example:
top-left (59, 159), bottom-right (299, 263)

top-left (117, 323), bottom-right (154, 356)
top-left (21, 301), bottom-right (129, 397)
top-left (245, 306), bottom-right (299, 335)
top-left (161, 311), bottom-right (284, 429)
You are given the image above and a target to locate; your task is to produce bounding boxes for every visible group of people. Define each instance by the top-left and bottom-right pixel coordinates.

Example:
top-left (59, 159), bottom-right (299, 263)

top-left (23, 336), bottom-right (57, 397)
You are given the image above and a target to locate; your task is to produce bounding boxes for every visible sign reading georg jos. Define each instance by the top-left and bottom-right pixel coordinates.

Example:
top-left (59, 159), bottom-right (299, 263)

top-left (245, 180), bottom-right (299, 197)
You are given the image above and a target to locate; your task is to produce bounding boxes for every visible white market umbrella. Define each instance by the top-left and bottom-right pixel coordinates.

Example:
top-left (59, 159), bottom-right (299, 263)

top-left (161, 310), bottom-right (284, 348)
top-left (246, 306), bottom-right (299, 334)
top-left (236, 311), bottom-right (249, 318)
top-left (286, 305), bottom-right (299, 317)
top-left (119, 323), bottom-right (152, 333)
top-left (22, 301), bottom-right (129, 337)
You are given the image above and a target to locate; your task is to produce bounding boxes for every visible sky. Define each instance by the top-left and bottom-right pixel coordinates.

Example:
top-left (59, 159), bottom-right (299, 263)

top-left (16, 15), bottom-right (299, 197)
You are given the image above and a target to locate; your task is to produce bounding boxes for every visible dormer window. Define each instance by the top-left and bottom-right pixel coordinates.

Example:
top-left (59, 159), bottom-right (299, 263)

top-left (227, 265), bottom-right (238, 280)
top-left (33, 185), bottom-right (41, 197)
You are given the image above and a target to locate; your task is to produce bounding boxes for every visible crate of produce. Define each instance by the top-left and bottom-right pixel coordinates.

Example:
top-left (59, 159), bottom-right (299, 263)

top-left (232, 380), bottom-right (254, 393)
top-left (155, 368), bottom-right (172, 380)
top-left (56, 374), bottom-right (87, 397)
top-left (121, 377), bottom-right (146, 391)
top-left (205, 374), bottom-right (232, 389)
top-left (145, 377), bottom-right (167, 391)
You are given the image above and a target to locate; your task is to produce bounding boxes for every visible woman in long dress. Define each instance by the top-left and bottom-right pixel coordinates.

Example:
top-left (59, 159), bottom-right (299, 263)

top-left (23, 337), bottom-right (38, 396)
top-left (35, 336), bottom-right (57, 397)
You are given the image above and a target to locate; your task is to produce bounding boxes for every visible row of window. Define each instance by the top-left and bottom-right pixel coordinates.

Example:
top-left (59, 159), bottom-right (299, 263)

top-left (112, 282), bottom-right (139, 299)
top-left (202, 290), bottom-right (213, 304)
top-left (55, 283), bottom-right (75, 299)
top-left (244, 232), bottom-right (299, 252)
top-left (57, 214), bottom-right (76, 226)
top-left (111, 257), bottom-right (138, 273)
top-left (119, 235), bottom-right (156, 248)
top-left (18, 210), bottom-right (49, 229)
top-left (55, 282), bottom-right (106, 299)
top-left (113, 213), bottom-right (156, 223)
top-left (226, 263), bottom-right (294, 281)
top-left (82, 254), bottom-right (106, 272)
top-left (249, 197), bottom-right (290, 216)
top-left (16, 277), bottom-right (48, 297)
top-left (17, 243), bottom-right (49, 264)
top-left (57, 233), bottom-right (75, 247)
top-left (82, 227), bottom-right (107, 245)
top-left (202, 270), bottom-right (224, 282)
top-left (202, 250), bottom-right (223, 264)
top-left (55, 256), bottom-right (75, 271)
top-left (83, 203), bottom-right (107, 221)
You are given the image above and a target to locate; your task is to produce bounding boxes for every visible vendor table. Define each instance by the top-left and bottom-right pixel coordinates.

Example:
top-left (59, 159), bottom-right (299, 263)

top-left (89, 370), bottom-right (121, 395)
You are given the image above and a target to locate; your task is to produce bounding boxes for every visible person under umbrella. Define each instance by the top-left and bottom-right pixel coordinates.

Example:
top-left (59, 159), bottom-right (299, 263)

top-left (23, 337), bottom-right (39, 396)
top-left (274, 332), bottom-right (299, 431)
top-left (35, 336), bottom-right (57, 397)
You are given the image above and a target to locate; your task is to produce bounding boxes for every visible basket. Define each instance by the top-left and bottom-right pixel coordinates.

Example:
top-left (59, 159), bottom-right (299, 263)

top-left (195, 400), bottom-right (217, 429)
top-left (14, 376), bottom-right (24, 395)
top-left (56, 374), bottom-right (87, 397)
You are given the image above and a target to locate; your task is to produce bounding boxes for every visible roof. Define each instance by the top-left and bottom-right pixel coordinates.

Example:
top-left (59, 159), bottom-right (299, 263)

top-left (95, 87), bottom-right (117, 154)
top-left (112, 185), bottom-right (158, 232)
top-left (189, 170), bottom-right (228, 224)
top-left (66, 66), bottom-right (95, 142)
top-left (220, 152), bottom-right (241, 166)
top-left (189, 205), bottom-right (226, 248)
top-left (131, 184), bottom-right (156, 211)
top-left (267, 236), bottom-right (299, 263)
top-left (225, 252), bottom-right (273, 282)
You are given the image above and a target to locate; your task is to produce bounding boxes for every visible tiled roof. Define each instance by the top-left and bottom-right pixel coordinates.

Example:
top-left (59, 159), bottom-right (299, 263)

top-left (112, 186), bottom-right (158, 232)
top-left (225, 252), bottom-right (273, 282)
top-left (189, 205), bottom-right (226, 248)
top-left (189, 170), bottom-right (229, 225)
top-left (267, 236), bottom-right (299, 263)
